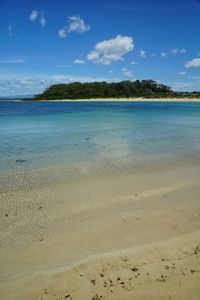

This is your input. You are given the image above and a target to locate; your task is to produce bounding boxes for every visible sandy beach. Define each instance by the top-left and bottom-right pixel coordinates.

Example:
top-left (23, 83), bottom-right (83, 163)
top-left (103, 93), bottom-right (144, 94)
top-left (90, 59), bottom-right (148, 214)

top-left (38, 98), bottom-right (200, 102)
top-left (0, 159), bottom-right (200, 300)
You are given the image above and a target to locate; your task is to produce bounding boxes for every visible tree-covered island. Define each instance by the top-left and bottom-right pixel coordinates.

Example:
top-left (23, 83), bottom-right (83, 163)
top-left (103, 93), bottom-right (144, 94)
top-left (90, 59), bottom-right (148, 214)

top-left (34, 80), bottom-right (200, 100)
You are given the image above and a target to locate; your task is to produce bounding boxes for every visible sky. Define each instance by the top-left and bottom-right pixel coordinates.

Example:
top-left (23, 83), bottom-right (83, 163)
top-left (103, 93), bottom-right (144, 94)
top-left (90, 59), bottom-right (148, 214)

top-left (0, 0), bottom-right (200, 96)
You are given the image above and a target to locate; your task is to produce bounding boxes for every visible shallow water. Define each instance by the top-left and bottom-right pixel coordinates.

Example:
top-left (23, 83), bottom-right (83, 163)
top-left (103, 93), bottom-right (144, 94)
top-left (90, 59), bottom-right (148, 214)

top-left (0, 101), bottom-right (200, 175)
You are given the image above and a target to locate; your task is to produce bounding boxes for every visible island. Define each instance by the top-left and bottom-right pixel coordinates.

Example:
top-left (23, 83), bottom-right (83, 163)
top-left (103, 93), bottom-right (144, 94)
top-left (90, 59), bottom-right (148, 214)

top-left (34, 80), bottom-right (200, 100)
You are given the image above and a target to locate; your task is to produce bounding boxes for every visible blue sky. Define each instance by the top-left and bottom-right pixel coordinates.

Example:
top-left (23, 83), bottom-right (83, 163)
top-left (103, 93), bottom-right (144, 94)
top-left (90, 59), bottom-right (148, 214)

top-left (0, 0), bottom-right (200, 96)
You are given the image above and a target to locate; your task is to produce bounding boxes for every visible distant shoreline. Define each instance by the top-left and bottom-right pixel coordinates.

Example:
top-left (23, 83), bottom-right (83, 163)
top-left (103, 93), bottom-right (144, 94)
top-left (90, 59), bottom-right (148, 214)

top-left (1, 97), bottom-right (200, 103)
top-left (32, 97), bottom-right (200, 102)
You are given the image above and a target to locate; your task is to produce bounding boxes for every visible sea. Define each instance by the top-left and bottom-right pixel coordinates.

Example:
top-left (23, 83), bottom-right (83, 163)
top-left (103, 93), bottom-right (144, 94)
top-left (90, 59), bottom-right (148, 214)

top-left (0, 101), bottom-right (200, 189)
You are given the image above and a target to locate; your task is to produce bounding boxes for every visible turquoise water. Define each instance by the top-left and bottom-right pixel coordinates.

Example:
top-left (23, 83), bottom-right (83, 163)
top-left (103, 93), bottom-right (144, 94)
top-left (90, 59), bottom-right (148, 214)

top-left (0, 101), bottom-right (200, 174)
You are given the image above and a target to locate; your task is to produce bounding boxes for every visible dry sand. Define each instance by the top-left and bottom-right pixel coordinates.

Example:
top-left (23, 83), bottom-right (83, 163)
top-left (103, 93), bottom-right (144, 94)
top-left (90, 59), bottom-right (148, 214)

top-left (0, 161), bottom-right (200, 299)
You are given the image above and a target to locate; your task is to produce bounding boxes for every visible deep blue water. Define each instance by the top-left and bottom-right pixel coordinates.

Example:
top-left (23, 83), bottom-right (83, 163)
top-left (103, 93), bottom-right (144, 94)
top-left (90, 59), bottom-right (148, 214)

top-left (0, 101), bottom-right (200, 173)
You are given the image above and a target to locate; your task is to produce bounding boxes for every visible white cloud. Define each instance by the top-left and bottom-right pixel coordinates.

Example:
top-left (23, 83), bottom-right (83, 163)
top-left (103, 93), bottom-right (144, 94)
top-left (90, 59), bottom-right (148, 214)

top-left (185, 58), bottom-right (200, 68)
top-left (179, 48), bottom-right (186, 54)
top-left (0, 59), bottom-right (25, 64)
top-left (30, 9), bottom-right (46, 27)
top-left (58, 64), bottom-right (69, 68)
top-left (172, 48), bottom-right (179, 55)
top-left (158, 48), bottom-right (187, 57)
top-left (58, 29), bottom-right (66, 38)
top-left (8, 24), bottom-right (14, 37)
top-left (122, 68), bottom-right (133, 78)
top-left (131, 61), bottom-right (138, 65)
top-left (87, 51), bottom-right (100, 62)
top-left (161, 52), bottom-right (167, 57)
top-left (172, 48), bottom-right (186, 55)
top-left (68, 15), bottom-right (91, 33)
top-left (139, 50), bottom-right (146, 58)
top-left (58, 15), bottom-right (90, 38)
top-left (30, 10), bottom-right (38, 22)
top-left (177, 71), bottom-right (186, 75)
top-left (87, 35), bottom-right (134, 65)
top-left (73, 59), bottom-right (85, 64)
top-left (40, 15), bottom-right (46, 27)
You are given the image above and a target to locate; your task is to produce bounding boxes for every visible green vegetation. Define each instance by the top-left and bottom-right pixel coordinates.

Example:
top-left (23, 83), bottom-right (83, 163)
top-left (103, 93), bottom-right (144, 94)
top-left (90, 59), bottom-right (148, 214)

top-left (34, 80), bottom-right (200, 100)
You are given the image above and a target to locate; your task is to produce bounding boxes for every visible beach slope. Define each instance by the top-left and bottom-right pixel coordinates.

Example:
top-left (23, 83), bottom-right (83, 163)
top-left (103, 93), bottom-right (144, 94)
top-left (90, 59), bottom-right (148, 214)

top-left (0, 162), bottom-right (200, 299)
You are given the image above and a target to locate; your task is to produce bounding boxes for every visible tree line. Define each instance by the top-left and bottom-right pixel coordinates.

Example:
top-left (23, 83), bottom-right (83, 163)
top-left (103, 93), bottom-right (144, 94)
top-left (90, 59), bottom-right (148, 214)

top-left (34, 80), bottom-right (200, 100)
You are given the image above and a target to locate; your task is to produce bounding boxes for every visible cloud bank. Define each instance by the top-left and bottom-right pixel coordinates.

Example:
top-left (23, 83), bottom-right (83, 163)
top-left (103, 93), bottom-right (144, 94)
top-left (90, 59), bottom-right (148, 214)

top-left (0, 75), bottom-right (116, 96)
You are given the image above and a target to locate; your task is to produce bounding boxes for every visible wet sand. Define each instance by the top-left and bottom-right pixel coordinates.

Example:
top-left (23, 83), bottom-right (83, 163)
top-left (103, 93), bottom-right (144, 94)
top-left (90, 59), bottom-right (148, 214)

top-left (0, 161), bottom-right (200, 299)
